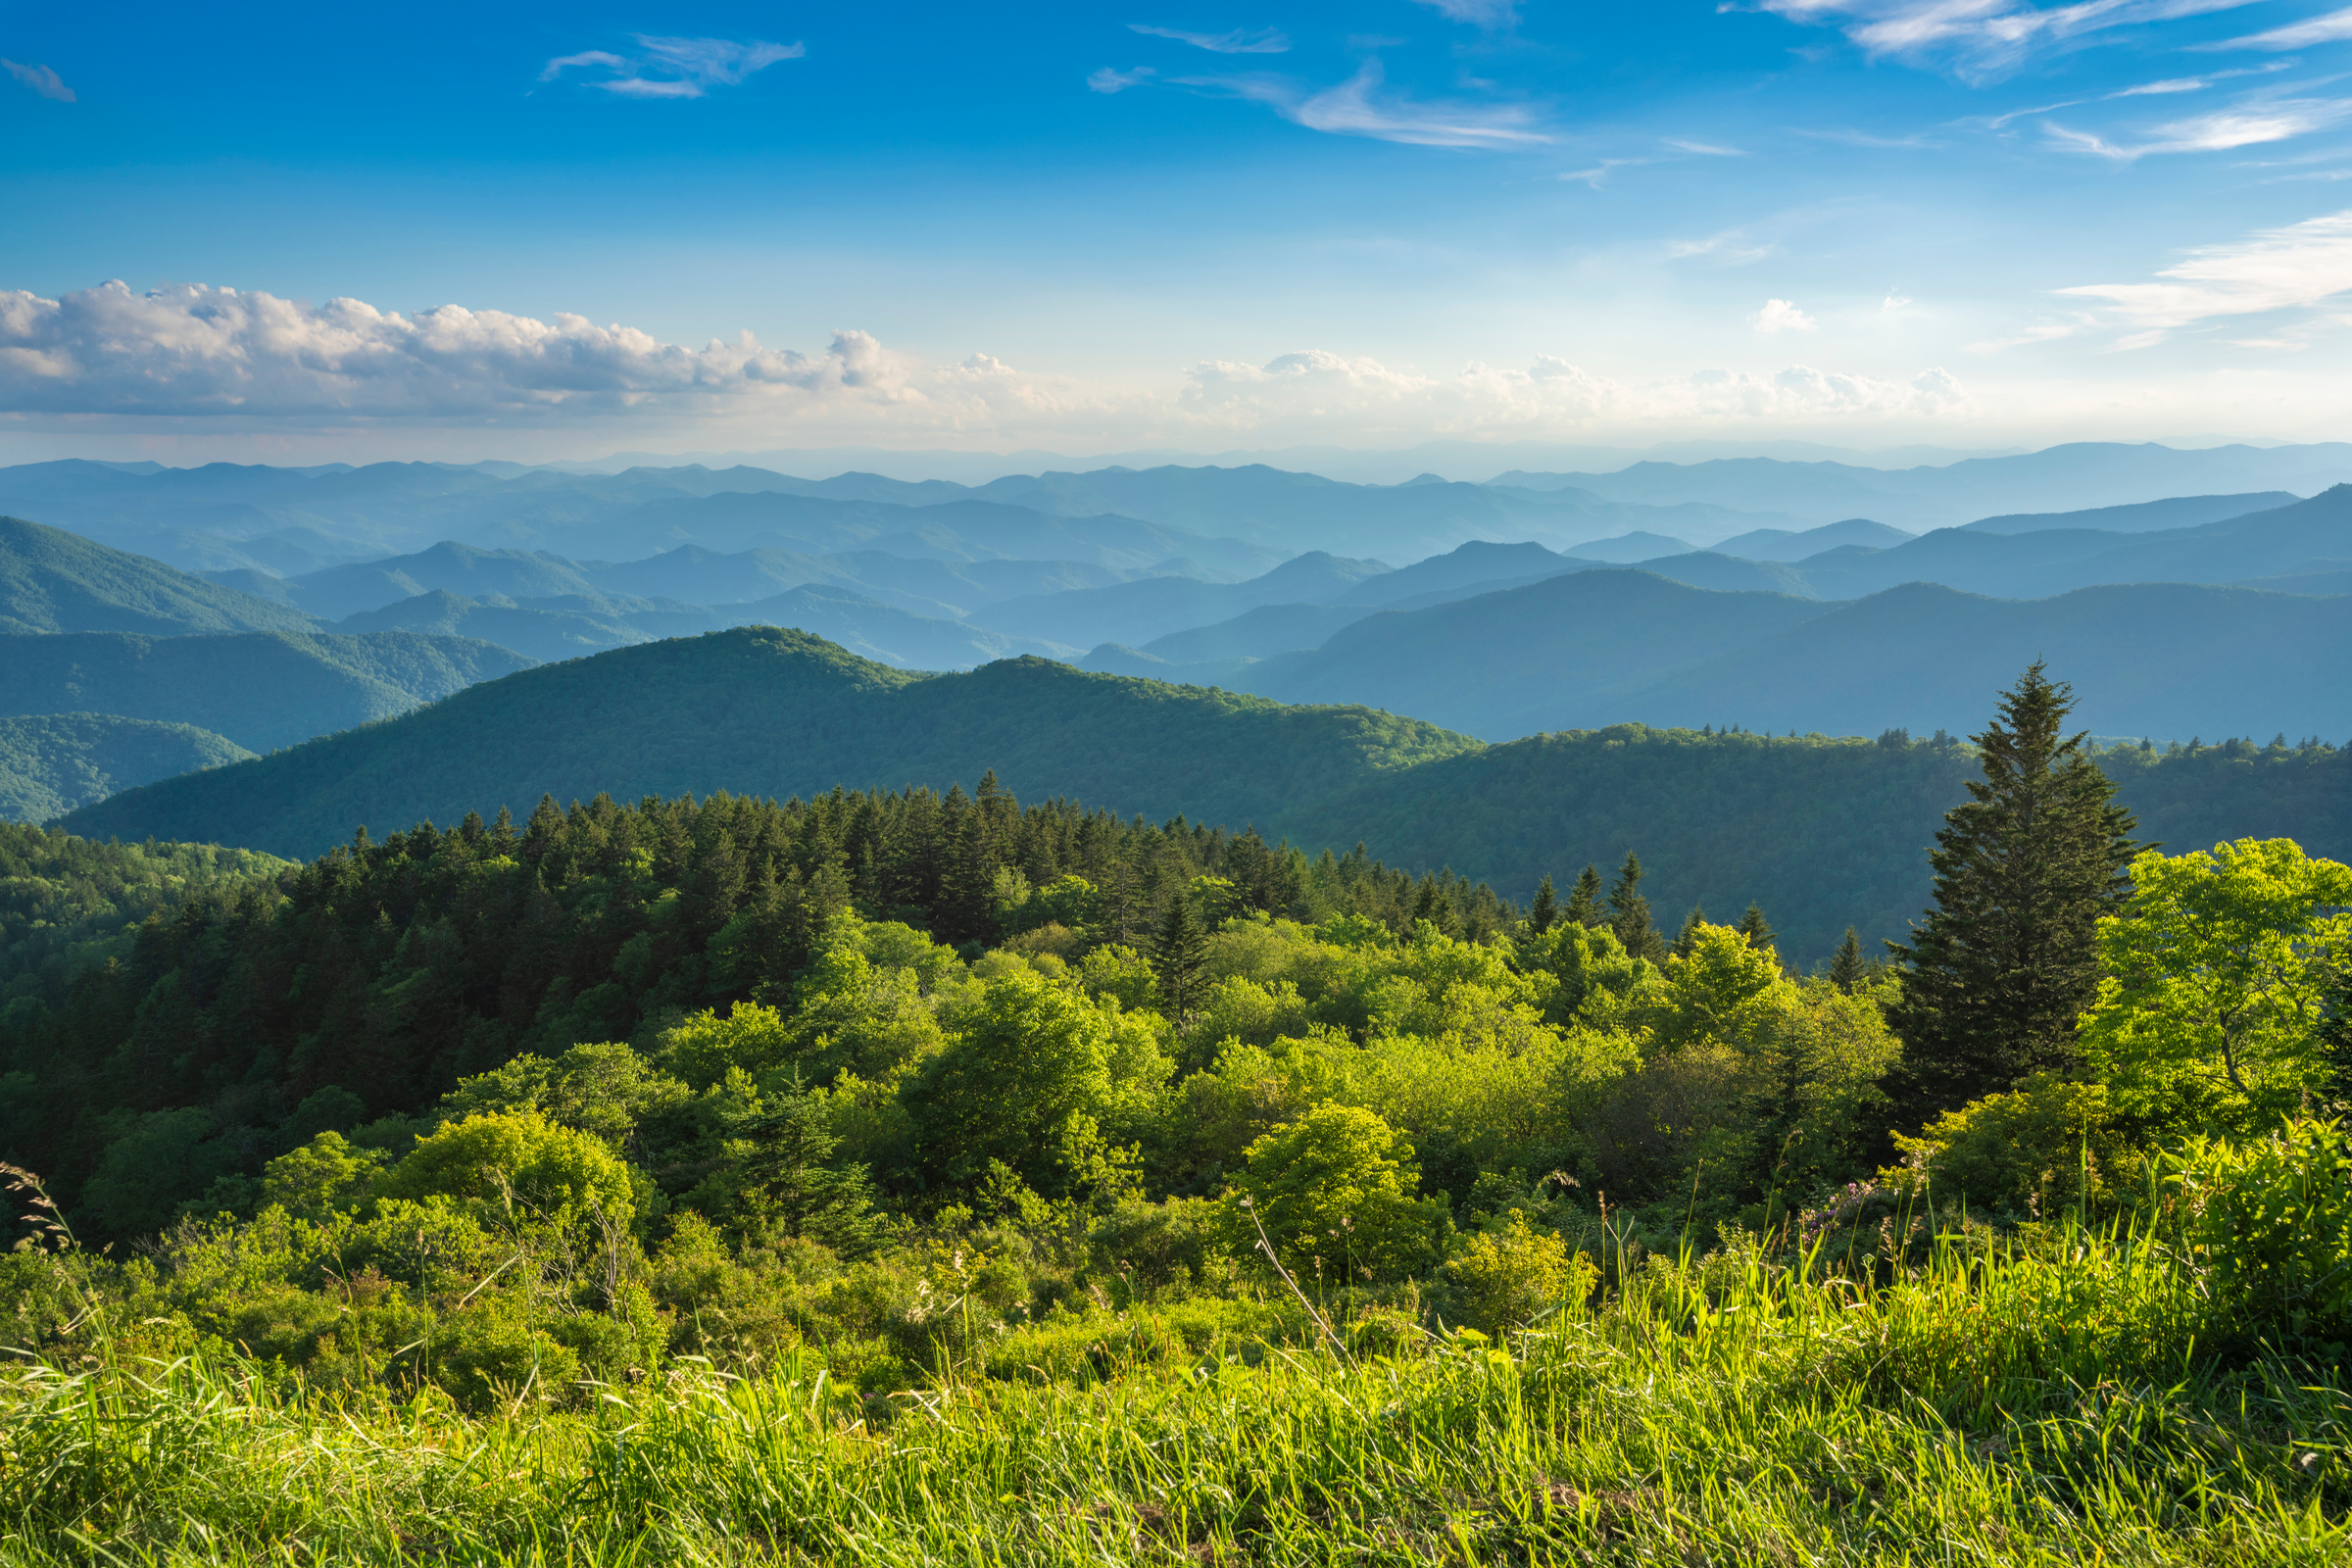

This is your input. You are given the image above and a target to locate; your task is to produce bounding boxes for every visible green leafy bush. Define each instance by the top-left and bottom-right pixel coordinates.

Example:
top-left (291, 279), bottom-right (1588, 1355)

top-left (2171, 1117), bottom-right (2352, 1344)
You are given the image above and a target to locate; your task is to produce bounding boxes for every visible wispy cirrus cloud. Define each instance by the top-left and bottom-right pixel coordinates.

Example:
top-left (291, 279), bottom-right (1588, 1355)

top-left (1755, 0), bottom-right (2266, 81)
top-left (2052, 208), bottom-right (2352, 343)
top-left (1, 59), bottom-right (74, 102)
top-left (1128, 23), bottom-right (1289, 53)
top-left (2208, 4), bottom-right (2352, 49)
top-left (2042, 95), bottom-right (2352, 158)
top-left (1089, 66), bottom-right (1157, 93)
top-left (1410, 0), bottom-right (1521, 27)
top-left (539, 35), bottom-right (804, 99)
top-left (1179, 59), bottom-right (1548, 148)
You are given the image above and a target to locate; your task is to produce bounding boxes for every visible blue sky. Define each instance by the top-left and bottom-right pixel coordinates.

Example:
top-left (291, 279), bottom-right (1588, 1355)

top-left (8, 1), bottom-right (2352, 463)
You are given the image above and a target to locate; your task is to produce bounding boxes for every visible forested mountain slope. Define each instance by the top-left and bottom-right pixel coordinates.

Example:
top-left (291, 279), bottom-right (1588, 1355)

top-left (57, 627), bottom-right (1477, 859)
top-left (0, 515), bottom-right (320, 636)
top-left (0, 629), bottom-right (537, 752)
top-left (0, 714), bottom-right (254, 823)
top-left (52, 624), bottom-right (2350, 962)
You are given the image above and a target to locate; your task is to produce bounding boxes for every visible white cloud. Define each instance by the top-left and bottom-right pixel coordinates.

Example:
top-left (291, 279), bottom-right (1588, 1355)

top-left (1089, 66), bottom-right (1156, 92)
top-left (1664, 138), bottom-right (1749, 155)
top-left (0, 280), bottom-right (1972, 442)
top-left (539, 35), bottom-right (803, 99)
top-left (1, 59), bottom-right (74, 102)
top-left (1757, 0), bottom-right (2265, 80)
top-left (1751, 299), bottom-right (1820, 332)
top-left (1410, 0), bottom-right (1522, 26)
top-left (2044, 96), bottom-right (2352, 158)
top-left (1174, 351), bottom-right (1969, 430)
top-left (1181, 60), bottom-right (1549, 147)
top-left (1665, 227), bottom-right (1780, 263)
top-left (1128, 24), bottom-right (1289, 53)
top-left (1884, 291), bottom-right (1915, 308)
top-left (1559, 158), bottom-right (1652, 186)
top-left (0, 282), bottom-right (903, 416)
top-left (2053, 208), bottom-right (2352, 341)
top-left (2211, 4), bottom-right (2352, 49)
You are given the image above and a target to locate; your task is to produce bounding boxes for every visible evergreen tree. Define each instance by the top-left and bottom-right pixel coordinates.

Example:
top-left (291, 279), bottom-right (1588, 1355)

top-left (737, 1090), bottom-right (884, 1258)
top-left (1150, 896), bottom-right (1210, 1018)
top-left (1564, 864), bottom-right (1605, 929)
top-left (1526, 874), bottom-right (1558, 935)
top-left (1828, 927), bottom-right (1864, 995)
top-left (1885, 663), bottom-right (2139, 1118)
top-left (1736, 903), bottom-right (1775, 952)
top-left (1672, 904), bottom-right (1706, 959)
top-left (1607, 853), bottom-right (1666, 962)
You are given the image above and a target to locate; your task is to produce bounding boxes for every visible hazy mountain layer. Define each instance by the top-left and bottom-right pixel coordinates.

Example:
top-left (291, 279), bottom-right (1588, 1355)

top-left (0, 515), bottom-right (319, 637)
top-left (1232, 568), bottom-right (2352, 743)
top-left (0, 630), bottom-right (536, 753)
top-left (0, 713), bottom-right (255, 823)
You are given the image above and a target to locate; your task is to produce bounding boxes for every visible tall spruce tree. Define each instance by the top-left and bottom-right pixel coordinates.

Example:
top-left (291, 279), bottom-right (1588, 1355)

top-left (1150, 896), bottom-right (1210, 1018)
top-left (1736, 903), bottom-right (1775, 952)
top-left (1527, 874), bottom-right (1559, 935)
top-left (1885, 662), bottom-right (2138, 1118)
top-left (738, 1090), bottom-right (884, 1258)
top-left (1672, 904), bottom-right (1707, 959)
top-left (1607, 853), bottom-right (1667, 962)
top-left (1828, 927), bottom-right (1865, 995)
top-left (1564, 864), bottom-right (1606, 929)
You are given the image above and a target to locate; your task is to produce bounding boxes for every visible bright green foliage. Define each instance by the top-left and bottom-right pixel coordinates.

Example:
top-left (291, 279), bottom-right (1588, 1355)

top-left (2082, 838), bottom-right (2352, 1132)
top-left (2170, 1117), bottom-right (2352, 1342)
top-left (1219, 1103), bottom-right (1446, 1282)
top-left (1644, 923), bottom-right (1787, 1052)
top-left (261, 1132), bottom-right (385, 1220)
top-left (1887, 663), bottom-right (2140, 1117)
top-left (1441, 1210), bottom-right (1593, 1334)
top-left (378, 1111), bottom-right (635, 1235)
top-left (1889, 1077), bottom-right (2130, 1217)
top-left (437, 1042), bottom-right (690, 1148)
top-left (906, 973), bottom-right (1168, 1194)
top-left (658, 1004), bottom-right (800, 1091)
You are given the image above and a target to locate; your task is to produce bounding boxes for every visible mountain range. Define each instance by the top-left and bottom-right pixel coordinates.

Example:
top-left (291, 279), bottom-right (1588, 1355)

top-left (55, 624), bottom-right (2350, 962)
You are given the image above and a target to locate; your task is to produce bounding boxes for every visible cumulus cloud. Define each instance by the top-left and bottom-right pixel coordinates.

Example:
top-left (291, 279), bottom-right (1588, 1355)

top-left (0, 282), bottom-right (908, 416)
top-left (540, 35), bottom-right (803, 99)
top-left (2052, 209), bottom-right (2352, 343)
top-left (1, 59), bottom-right (74, 102)
top-left (1128, 24), bottom-right (1289, 53)
top-left (0, 281), bottom-right (1972, 443)
top-left (1183, 59), bottom-right (1548, 147)
top-left (1756, 0), bottom-right (2265, 81)
top-left (1751, 299), bottom-right (1820, 333)
top-left (1173, 349), bottom-right (1968, 433)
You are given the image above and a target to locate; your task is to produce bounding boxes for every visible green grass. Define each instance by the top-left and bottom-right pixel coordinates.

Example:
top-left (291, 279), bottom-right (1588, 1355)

top-left (5, 1226), bottom-right (2345, 1565)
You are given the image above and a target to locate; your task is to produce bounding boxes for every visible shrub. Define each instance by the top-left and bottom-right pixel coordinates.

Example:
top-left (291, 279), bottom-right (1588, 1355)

top-left (1218, 1103), bottom-right (1446, 1283)
top-left (1887, 1076), bottom-right (2133, 1218)
top-left (2171, 1117), bottom-right (2352, 1344)
top-left (1441, 1210), bottom-right (1593, 1335)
